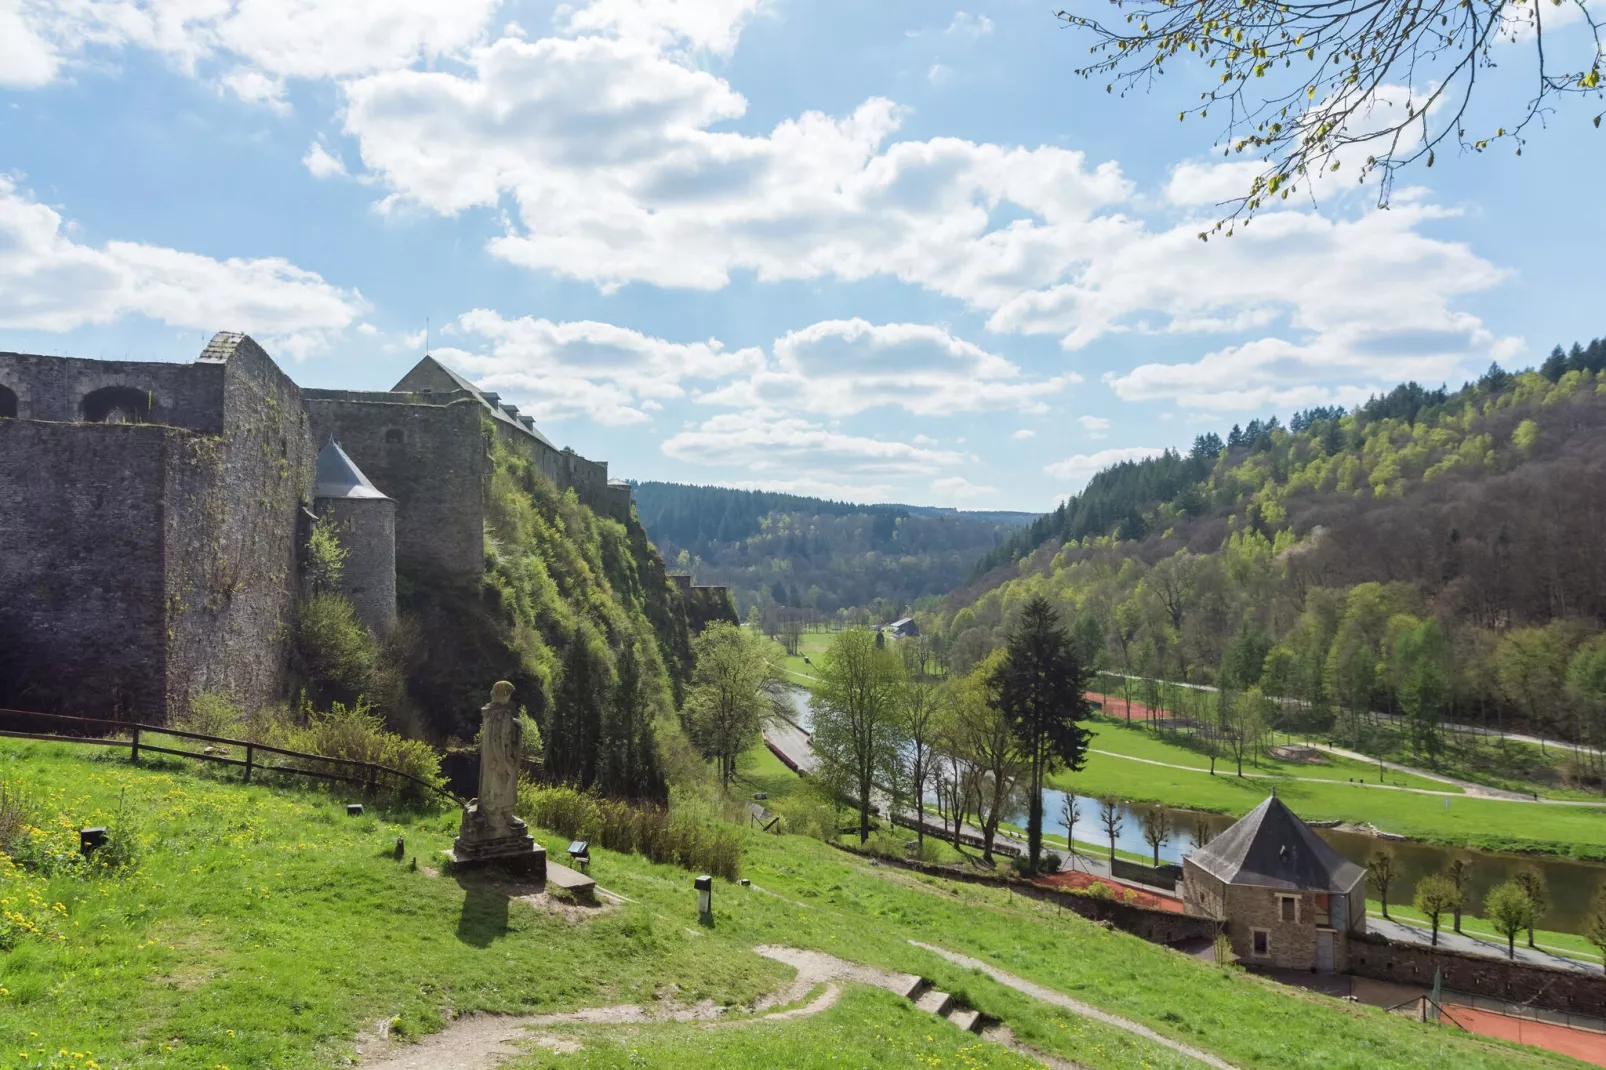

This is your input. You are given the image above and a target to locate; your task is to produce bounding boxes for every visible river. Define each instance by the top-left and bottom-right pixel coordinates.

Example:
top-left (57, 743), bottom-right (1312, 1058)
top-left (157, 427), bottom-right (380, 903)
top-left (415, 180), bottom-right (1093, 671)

top-left (782, 687), bottom-right (1606, 934)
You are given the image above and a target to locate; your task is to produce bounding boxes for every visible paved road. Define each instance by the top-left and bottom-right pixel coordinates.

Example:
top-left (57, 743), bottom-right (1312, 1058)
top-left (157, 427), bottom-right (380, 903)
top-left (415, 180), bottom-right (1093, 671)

top-left (1366, 915), bottom-right (1600, 974)
top-left (1308, 742), bottom-right (1534, 801)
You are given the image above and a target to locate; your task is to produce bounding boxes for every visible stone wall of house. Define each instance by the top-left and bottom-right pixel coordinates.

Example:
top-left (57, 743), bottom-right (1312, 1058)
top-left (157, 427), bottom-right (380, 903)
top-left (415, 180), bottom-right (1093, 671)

top-left (1349, 933), bottom-right (1606, 1016)
top-left (160, 334), bottom-right (316, 720)
top-left (0, 351), bottom-right (225, 430)
top-left (0, 420), bottom-right (176, 719)
top-left (303, 391), bottom-right (485, 584)
top-left (1182, 858), bottom-right (1362, 972)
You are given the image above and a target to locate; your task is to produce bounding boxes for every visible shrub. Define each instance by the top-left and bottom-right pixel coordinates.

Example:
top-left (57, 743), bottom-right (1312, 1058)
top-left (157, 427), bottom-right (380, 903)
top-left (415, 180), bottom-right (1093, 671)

top-left (266, 698), bottom-right (445, 803)
top-left (515, 781), bottom-right (741, 879)
top-left (176, 691), bottom-right (245, 739)
top-left (1083, 881), bottom-right (1113, 900)
top-left (0, 780), bottom-right (33, 856)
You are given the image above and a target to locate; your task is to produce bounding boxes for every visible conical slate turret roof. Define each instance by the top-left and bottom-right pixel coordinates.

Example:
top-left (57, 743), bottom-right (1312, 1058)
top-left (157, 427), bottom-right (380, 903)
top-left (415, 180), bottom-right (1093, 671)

top-left (1187, 795), bottom-right (1365, 892)
top-left (314, 440), bottom-right (390, 501)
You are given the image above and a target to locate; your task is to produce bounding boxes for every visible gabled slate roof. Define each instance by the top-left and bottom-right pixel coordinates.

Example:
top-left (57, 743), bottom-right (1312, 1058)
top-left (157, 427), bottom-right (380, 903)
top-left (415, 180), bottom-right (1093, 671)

top-left (400, 355), bottom-right (556, 449)
top-left (1186, 795), bottom-right (1365, 892)
top-left (314, 440), bottom-right (390, 501)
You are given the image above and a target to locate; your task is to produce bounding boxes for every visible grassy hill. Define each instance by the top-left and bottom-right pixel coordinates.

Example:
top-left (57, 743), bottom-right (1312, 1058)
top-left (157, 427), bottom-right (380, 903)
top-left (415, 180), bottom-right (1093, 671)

top-left (0, 741), bottom-right (1586, 1070)
top-left (631, 482), bottom-right (1035, 623)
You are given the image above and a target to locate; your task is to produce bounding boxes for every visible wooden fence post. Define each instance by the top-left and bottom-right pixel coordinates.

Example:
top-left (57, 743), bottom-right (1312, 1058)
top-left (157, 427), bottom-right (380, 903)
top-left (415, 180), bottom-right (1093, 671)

top-left (244, 743), bottom-right (254, 784)
top-left (131, 726), bottom-right (140, 764)
top-left (365, 763), bottom-right (377, 798)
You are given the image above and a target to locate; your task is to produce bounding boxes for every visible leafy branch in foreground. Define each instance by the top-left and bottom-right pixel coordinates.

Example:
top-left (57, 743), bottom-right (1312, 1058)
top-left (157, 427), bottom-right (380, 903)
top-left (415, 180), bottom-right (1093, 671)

top-left (1056, 0), bottom-right (1603, 229)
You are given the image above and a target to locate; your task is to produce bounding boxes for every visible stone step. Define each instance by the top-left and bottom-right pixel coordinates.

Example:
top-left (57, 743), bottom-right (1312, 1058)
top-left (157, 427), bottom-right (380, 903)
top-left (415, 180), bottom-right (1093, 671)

top-left (897, 976), bottom-right (928, 1001)
top-left (946, 1009), bottom-right (982, 1033)
top-left (913, 989), bottom-right (953, 1017)
top-left (545, 860), bottom-right (597, 904)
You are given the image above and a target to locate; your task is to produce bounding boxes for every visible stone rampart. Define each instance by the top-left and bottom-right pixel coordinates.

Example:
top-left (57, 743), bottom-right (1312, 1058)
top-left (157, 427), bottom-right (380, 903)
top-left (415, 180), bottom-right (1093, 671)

top-left (163, 335), bottom-right (316, 718)
top-left (0, 351), bottom-right (225, 431)
top-left (304, 392), bottom-right (485, 582)
top-left (0, 421), bottom-right (177, 719)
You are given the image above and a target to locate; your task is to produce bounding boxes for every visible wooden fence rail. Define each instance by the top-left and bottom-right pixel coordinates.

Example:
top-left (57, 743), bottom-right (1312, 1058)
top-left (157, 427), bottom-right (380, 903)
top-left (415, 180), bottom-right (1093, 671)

top-left (0, 707), bottom-right (462, 807)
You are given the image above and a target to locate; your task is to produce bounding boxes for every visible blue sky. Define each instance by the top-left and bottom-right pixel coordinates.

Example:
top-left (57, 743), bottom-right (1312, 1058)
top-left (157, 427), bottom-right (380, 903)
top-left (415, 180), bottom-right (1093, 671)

top-left (2, 0), bottom-right (1602, 511)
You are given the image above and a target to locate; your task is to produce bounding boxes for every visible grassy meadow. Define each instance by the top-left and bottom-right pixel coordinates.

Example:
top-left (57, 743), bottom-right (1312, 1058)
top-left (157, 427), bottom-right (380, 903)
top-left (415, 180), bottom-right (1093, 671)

top-left (1057, 718), bottom-right (1606, 860)
top-left (1, 740), bottom-right (1593, 1069)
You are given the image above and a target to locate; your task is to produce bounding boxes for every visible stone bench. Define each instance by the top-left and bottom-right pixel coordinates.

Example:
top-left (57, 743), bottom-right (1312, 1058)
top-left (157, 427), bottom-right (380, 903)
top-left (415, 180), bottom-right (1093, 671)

top-left (545, 860), bottom-right (597, 904)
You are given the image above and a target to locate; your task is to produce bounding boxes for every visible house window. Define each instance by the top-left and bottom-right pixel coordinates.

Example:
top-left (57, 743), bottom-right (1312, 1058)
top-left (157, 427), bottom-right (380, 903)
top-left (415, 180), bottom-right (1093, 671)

top-left (1314, 893), bottom-right (1331, 927)
top-left (1278, 895), bottom-right (1299, 923)
top-left (385, 428), bottom-right (405, 444)
top-left (1251, 929), bottom-right (1270, 957)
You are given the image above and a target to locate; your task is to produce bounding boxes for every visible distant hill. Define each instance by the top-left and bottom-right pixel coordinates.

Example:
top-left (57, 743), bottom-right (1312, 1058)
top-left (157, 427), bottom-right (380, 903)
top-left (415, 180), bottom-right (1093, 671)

top-left (631, 482), bottom-right (1037, 620)
top-left (930, 330), bottom-right (1606, 749)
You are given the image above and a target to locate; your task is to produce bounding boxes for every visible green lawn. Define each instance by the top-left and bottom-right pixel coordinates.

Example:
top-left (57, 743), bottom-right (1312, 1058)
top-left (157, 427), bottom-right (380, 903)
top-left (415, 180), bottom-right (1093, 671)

top-left (0, 741), bottom-right (1587, 1070)
top-left (775, 630), bottom-right (834, 692)
top-left (1365, 901), bottom-right (1605, 967)
top-left (1058, 719), bottom-right (1606, 860)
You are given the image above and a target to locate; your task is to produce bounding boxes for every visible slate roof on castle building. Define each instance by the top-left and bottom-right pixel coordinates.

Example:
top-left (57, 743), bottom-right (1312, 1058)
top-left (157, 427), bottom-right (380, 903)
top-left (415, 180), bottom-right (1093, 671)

top-left (314, 440), bottom-right (391, 501)
top-left (399, 355), bottom-right (556, 449)
top-left (1186, 795), bottom-right (1365, 893)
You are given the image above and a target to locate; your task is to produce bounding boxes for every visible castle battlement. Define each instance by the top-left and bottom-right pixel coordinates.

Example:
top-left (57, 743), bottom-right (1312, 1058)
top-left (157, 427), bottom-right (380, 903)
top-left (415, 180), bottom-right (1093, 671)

top-left (0, 333), bottom-right (634, 723)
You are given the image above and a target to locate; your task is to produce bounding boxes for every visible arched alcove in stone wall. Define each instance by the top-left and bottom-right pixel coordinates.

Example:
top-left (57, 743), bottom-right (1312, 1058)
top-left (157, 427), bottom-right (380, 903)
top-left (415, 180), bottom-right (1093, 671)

top-left (0, 385), bottom-right (16, 419)
top-left (82, 385), bottom-right (152, 424)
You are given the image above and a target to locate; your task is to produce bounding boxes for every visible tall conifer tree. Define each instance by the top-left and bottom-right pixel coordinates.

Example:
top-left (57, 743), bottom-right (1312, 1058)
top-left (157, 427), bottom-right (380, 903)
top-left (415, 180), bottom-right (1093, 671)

top-left (990, 595), bottom-right (1093, 871)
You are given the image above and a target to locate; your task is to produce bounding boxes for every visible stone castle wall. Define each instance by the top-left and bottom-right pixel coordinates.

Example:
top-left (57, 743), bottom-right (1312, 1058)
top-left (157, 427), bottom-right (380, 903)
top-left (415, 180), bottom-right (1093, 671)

top-left (303, 391), bottom-right (486, 582)
top-left (0, 421), bottom-right (176, 719)
top-left (0, 351), bottom-right (225, 430)
top-left (163, 336), bottom-right (315, 718)
top-left (1, 338), bottom-right (644, 722)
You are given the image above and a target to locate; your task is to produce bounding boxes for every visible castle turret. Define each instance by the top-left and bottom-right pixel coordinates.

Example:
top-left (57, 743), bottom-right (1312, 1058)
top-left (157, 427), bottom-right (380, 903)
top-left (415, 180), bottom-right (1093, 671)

top-left (313, 441), bottom-right (397, 636)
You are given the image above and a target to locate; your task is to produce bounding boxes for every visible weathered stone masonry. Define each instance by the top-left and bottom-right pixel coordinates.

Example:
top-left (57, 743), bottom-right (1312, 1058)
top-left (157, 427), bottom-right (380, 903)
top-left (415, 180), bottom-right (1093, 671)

top-left (0, 335), bottom-right (638, 723)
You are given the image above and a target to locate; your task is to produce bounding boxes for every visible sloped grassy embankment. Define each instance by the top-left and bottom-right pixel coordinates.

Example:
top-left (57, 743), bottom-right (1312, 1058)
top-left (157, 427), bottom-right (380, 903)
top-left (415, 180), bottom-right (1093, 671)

top-left (0, 742), bottom-right (1587, 1070)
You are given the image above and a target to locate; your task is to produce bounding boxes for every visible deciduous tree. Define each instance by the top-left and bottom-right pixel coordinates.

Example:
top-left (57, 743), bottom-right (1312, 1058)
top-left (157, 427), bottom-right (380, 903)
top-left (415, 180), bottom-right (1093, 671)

top-left (1412, 874), bottom-right (1462, 947)
top-left (812, 628), bottom-right (908, 843)
top-left (682, 622), bottom-right (788, 789)
top-left (1485, 881), bottom-right (1537, 959)
top-left (1056, 0), bottom-right (1606, 224)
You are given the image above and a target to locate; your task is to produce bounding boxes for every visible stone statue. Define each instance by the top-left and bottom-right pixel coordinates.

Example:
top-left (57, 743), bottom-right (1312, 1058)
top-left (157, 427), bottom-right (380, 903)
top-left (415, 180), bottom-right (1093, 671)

top-left (447, 680), bottom-right (544, 877)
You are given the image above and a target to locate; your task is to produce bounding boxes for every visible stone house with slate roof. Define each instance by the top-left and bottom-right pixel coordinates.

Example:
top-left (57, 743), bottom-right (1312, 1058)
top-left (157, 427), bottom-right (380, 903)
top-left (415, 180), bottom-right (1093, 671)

top-left (1182, 795), bottom-right (1368, 972)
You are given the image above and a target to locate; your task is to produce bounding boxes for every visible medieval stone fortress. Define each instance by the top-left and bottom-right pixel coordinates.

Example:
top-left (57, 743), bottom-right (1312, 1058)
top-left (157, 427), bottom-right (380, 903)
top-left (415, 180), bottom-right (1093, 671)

top-left (0, 331), bottom-right (634, 724)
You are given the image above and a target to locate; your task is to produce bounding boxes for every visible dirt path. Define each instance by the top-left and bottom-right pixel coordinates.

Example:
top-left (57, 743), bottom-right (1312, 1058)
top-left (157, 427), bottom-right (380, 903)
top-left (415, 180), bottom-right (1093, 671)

top-left (911, 941), bottom-right (1235, 1069)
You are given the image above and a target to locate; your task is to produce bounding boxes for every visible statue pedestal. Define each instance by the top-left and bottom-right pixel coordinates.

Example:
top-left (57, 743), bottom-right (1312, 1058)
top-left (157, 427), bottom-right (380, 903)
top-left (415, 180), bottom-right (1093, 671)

top-left (444, 800), bottom-right (546, 879)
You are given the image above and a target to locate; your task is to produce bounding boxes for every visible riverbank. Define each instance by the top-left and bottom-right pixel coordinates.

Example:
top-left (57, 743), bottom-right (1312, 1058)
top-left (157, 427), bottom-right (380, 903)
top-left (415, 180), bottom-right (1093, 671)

top-left (1057, 718), bottom-right (1606, 861)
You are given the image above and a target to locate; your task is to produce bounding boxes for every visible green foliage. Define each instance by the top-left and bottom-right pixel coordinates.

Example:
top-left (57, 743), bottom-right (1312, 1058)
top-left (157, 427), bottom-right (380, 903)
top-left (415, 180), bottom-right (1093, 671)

top-left (264, 697), bottom-right (444, 802)
top-left (682, 622), bottom-right (787, 787)
top-left (305, 511), bottom-right (348, 594)
top-left (1410, 874), bottom-right (1462, 945)
top-left (632, 481), bottom-right (1035, 619)
top-left (1584, 885), bottom-right (1606, 971)
top-left (990, 595), bottom-right (1093, 869)
top-left (1483, 881), bottom-right (1538, 957)
top-left (515, 782), bottom-right (742, 879)
top-left (175, 690), bottom-right (245, 739)
top-left (295, 591), bottom-right (404, 712)
top-left (811, 628), bottom-right (908, 842)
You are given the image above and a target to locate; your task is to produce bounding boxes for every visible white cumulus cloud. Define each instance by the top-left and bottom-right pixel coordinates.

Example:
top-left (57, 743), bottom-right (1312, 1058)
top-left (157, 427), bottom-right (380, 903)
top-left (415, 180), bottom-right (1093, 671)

top-left (439, 309), bottom-right (763, 426)
top-left (700, 318), bottom-right (1077, 417)
top-left (662, 409), bottom-right (966, 477)
top-left (1079, 415), bottom-right (1111, 438)
top-left (1043, 446), bottom-right (1169, 490)
top-left (0, 176), bottom-right (363, 357)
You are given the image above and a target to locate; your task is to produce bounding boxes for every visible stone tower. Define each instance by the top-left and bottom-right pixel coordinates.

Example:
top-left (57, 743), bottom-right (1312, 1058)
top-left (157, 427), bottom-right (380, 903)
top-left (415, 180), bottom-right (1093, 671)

top-left (312, 440), bottom-right (397, 636)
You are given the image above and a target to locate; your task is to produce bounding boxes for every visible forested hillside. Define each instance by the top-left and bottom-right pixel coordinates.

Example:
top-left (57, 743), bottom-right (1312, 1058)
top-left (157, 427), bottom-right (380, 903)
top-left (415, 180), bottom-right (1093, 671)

top-left (932, 333), bottom-right (1606, 765)
top-left (633, 482), bottom-right (1035, 621)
